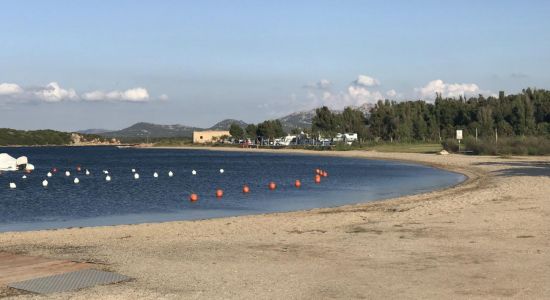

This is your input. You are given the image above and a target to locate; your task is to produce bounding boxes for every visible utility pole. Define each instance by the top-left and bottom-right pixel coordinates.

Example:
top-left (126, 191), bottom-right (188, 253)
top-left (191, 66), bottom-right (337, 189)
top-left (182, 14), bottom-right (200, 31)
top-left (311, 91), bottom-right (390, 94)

top-left (475, 128), bottom-right (478, 142)
top-left (495, 128), bottom-right (498, 144)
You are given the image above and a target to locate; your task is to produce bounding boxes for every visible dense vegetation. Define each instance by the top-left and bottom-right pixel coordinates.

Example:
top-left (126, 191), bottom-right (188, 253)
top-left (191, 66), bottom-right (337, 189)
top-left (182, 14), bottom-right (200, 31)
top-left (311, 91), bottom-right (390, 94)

top-left (369, 89), bottom-right (550, 142)
top-left (0, 128), bottom-right (106, 146)
top-left (310, 88), bottom-right (550, 142)
top-left (229, 120), bottom-right (285, 140)
top-left (0, 129), bottom-right (72, 145)
top-left (304, 88), bottom-right (550, 154)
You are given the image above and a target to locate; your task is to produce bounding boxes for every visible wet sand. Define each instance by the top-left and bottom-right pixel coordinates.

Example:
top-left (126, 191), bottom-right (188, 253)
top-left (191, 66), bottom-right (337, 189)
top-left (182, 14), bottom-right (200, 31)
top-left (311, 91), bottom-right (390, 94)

top-left (1, 149), bottom-right (549, 299)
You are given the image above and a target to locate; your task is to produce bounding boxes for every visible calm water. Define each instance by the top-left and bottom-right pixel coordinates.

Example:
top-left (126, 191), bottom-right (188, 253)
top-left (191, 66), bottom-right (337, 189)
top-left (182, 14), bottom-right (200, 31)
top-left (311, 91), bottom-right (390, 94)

top-left (0, 147), bottom-right (465, 232)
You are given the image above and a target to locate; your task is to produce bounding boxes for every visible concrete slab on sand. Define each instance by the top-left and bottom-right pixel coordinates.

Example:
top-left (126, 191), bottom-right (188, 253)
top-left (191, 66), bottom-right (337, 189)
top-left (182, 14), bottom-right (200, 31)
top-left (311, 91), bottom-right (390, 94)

top-left (0, 252), bottom-right (129, 294)
top-left (0, 252), bottom-right (92, 285)
top-left (8, 269), bottom-right (130, 294)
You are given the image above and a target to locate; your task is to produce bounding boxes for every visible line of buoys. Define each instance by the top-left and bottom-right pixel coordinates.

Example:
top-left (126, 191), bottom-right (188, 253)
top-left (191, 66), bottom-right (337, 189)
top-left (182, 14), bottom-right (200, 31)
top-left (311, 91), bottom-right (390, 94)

top-left (6, 167), bottom-right (329, 202)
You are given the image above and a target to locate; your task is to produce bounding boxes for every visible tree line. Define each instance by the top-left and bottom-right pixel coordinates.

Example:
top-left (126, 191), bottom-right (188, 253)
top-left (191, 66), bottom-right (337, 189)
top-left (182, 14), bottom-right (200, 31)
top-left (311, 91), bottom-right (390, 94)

top-left (0, 128), bottom-right (107, 146)
top-left (311, 88), bottom-right (550, 142)
top-left (229, 120), bottom-right (285, 140)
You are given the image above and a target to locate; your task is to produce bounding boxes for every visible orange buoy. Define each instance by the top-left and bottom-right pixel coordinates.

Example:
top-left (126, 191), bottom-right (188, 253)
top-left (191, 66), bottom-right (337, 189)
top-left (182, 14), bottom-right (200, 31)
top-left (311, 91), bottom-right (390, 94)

top-left (268, 182), bottom-right (277, 190)
top-left (314, 174), bottom-right (321, 184)
top-left (242, 185), bottom-right (250, 193)
top-left (76, 166), bottom-right (82, 172)
top-left (189, 193), bottom-right (199, 202)
top-left (294, 179), bottom-right (301, 188)
top-left (322, 171), bottom-right (328, 177)
top-left (52, 167), bottom-right (58, 173)
top-left (315, 168), bottom-right (321, 175)
top-left (216, 189), bottom-right (224, 198)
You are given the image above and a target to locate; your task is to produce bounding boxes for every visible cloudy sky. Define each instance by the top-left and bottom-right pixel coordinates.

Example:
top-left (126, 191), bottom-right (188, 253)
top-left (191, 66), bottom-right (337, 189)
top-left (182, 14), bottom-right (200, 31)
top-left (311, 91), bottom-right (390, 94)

top-left (1, 0), bottom-right (549, 131)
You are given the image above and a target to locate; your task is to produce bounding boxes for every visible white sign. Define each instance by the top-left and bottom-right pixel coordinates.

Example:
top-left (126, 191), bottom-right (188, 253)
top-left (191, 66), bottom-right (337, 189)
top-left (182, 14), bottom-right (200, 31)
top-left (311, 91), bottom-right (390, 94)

top-left (456, 130), bottom-right (463, 140)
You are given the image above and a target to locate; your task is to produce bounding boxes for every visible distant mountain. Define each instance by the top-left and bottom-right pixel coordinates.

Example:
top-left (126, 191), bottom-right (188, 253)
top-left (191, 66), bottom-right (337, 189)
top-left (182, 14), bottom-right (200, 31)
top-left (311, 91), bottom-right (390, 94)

top-left (208, 119), bottom-right (247, 130)
top-left (77, 129), bottom-right (111, 135)
top-left (276, 103), bottom-right (374, 131)
top-left (355, 102), bottom-right (375, 115)
top-left (277, 110), bottom-right (316, 131)
top-left (100, 122), bottom-right (199, 138)
top-left (93, 105), bottom-right (375, 139)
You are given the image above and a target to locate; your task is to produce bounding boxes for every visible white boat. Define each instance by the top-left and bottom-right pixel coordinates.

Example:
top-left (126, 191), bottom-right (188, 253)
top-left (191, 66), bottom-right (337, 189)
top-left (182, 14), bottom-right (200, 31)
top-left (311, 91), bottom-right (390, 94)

top-left (0, 153), bottom-right (33, 171)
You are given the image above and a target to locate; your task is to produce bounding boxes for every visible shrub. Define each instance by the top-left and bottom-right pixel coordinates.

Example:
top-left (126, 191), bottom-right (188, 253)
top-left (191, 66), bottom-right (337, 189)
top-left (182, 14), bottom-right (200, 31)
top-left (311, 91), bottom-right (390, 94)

top-left (463, 136), bottom-right (550, 155)
top-left (442, 138), bottom-right (459, 153)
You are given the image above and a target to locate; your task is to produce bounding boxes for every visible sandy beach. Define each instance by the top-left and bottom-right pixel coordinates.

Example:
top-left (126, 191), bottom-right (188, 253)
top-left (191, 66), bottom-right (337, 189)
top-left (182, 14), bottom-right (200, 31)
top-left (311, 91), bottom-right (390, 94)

top-left (1, 149), bottom-right (549, 299)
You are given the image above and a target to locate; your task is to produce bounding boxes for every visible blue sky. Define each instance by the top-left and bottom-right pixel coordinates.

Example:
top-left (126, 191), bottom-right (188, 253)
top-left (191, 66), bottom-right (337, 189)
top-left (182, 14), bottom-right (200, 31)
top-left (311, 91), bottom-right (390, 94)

top-left (1, 0), bottom-right (549, 131)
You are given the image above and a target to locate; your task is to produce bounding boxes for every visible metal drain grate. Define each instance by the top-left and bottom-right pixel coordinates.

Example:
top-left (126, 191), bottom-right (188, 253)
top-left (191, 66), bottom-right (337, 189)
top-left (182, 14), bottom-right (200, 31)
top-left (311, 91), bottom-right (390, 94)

top-left (8, 269), bottom-right (130, 294)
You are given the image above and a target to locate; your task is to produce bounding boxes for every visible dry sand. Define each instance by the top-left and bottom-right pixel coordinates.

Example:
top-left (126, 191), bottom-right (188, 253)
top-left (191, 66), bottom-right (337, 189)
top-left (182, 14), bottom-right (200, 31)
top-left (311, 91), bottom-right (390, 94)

top-left (0, 149), bottom-right (549, 299)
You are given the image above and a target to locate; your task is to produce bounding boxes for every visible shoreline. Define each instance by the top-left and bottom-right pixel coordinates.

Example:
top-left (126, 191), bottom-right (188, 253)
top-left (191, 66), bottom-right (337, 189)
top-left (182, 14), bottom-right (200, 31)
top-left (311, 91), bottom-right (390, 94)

top-left (0, 147), bottom-right (468, 234)
top-left (1, 149), bottom-right (548, 299)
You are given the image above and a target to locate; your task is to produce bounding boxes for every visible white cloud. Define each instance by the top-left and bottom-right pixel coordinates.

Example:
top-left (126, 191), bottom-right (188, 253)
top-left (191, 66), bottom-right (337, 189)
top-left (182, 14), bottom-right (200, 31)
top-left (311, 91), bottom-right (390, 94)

top-left (386, 89), bottom-right (397, 98)
top-left (82, 87), bottom-right (150, 102)
top-left (0, 83), bottom-right (23, 95)
top-left (415, 79), bottom-right (482, 99)
top-left (347, 85), bottom-right (383, 104)
top-left (303, 79), bottom-right (332, 90)
top-left (1, 82), bottom-right (160, 104)
top-left (353, 75), bottom-right (380, 87)
top-left (296, 75), bottom-right (386, 111)
top-left (32, 82), bottom-right (79, 102)
top-left (346, 74), bottom-right (383, 105)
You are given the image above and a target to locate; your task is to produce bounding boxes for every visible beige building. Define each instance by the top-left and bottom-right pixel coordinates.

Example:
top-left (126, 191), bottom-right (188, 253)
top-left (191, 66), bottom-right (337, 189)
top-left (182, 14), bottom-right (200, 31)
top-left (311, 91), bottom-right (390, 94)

top-left (193, 130), bottom-right (230, 144)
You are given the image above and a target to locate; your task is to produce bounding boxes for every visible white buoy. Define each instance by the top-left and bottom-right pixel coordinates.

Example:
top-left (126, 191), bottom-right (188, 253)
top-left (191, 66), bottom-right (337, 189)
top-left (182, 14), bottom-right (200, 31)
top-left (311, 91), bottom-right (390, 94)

top-left (153, 172), bottom-right (158, 178)
top-left (65, 171), bottom-right (71, 177)
top-left (191, 170), bottom-right (197, 175)
top-left (42, 179), bottom-right (48, 187)
top-left (103, 170), bottom-right (109, 174)
top-left (22, 175), bottom-right (27, 179)
top-left (9, 182), bottom-right (16, 189)
top-left (74, 177), bottom-right (80, 184)
top-left (85, 169), bottom-right (90, 175)
top-left (105, 175), bottom-right (111, 182)
top-left (47, 172), bottom-right (53, 178)
top-left (168, 171), bottom-right (173, 177)
top-left (219, 168), bottom-right (224, 174)
top-left (134, 173), bottom-right (139, 180)
top-left (131, 168), bottom-right (136, 173)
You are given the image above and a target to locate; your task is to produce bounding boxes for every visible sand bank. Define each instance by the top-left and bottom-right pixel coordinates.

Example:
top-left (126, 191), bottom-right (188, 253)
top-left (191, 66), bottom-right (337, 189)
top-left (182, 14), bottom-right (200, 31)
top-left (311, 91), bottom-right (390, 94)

top-left (1, 150), bottom-right (549, 299)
